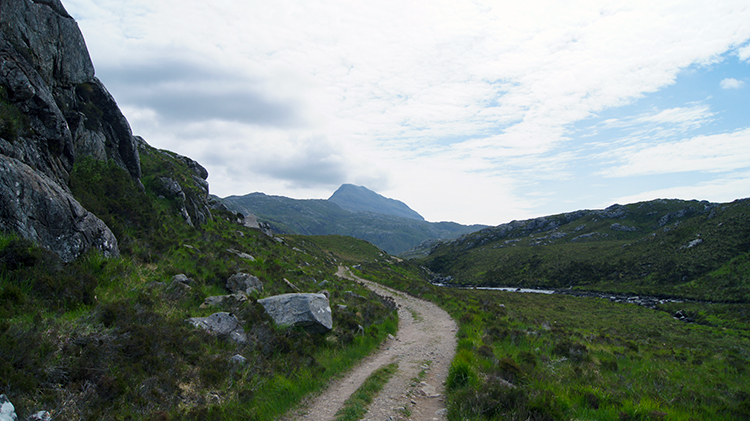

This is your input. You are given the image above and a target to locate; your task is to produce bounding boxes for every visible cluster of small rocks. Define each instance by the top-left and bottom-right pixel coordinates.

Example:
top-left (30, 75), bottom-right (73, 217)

top-left (181, 271), bottom-right (333, 344)
top-left (556, 290), bottom-right (684, 311)
top-left (0, 394), bottom-right (51, 421)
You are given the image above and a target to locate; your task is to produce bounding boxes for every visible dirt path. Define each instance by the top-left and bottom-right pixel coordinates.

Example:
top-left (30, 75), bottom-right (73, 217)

top-left (283, 266), bottom-right (457, 421)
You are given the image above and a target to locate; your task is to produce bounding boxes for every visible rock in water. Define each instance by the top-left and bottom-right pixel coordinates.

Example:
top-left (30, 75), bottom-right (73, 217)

top-left (0, 155), bottom-right (119, 262)
top-left (257, 293), bottom-right (332, 333)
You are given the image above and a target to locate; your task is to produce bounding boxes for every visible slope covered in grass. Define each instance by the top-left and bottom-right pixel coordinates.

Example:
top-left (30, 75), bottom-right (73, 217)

top-left (0, 143), bottom-right (397, 421)
top-left (221, 191), bottom-right (486, 255)
top-left (424, 198), bottom-right (750, 301)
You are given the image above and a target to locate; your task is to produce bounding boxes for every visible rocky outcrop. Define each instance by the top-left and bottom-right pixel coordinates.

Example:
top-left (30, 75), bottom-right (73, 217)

top-left (26, 411), bottom-right (51, 421)
top-left (201, 293), bottom-right (248, 308)
top-left (0, 0), bottom-right (140, 184)
top-left (0, 0), bottom-right (144, 260)
top-left (0, 394), bottom-right (17, 421)
top-left (0, 154), bottom-right (118, 262)
top-left (257, 293), bottom-right (332, 333)
top-left (136, 137), bottom-right (212, 227)
top-left (165, 273), bottom-right (193, 299)
top-left (610, 223), bottom-right (636, 232)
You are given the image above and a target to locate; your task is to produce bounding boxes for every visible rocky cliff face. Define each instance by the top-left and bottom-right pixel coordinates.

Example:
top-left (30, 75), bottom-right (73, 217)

top-left (0, 0), bottom-right (210, 261)
top-left (0, 0), bottom-right (140, 185)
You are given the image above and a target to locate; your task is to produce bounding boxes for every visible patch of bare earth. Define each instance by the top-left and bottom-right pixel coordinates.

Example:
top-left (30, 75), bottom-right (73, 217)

top-left (282, 266), bottom-right (457, 421)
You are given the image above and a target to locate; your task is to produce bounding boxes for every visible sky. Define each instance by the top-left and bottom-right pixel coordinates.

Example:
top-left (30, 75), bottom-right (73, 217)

top-left (63, 0), bottom-right (750, 226)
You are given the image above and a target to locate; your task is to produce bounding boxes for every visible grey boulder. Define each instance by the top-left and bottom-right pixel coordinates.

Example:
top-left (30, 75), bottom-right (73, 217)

top-left (186, 312), bottom-right (246, 344)
top-left (226, 273), bottom-right (263, 295)
top-left (0, 394), bottom-right (16, 421)
top-left (26, 412), bottom-right (51, 421)
top-left (201, 293), bottom-right (247, 308)
top-left (257, 293), bottom-right (332, 333)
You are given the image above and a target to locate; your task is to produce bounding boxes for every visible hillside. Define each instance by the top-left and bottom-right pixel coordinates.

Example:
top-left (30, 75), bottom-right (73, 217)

top-left (422, 198), bottom-right (750, 301)
top-left (221, 187), bottom-right (486, 255)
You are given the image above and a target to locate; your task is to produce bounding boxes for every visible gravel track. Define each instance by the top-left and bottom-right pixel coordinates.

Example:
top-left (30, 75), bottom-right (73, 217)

top-left (282, 266), bottom-right (457, 421)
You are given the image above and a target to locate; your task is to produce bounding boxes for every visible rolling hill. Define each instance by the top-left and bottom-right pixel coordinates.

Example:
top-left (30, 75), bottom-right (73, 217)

top-left (422, 198), bottom-right (750, 301)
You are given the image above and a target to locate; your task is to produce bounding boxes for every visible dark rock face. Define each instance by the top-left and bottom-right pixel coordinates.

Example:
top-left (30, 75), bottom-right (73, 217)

top-left (0, 0), bottom-right (140, 183)
top-left (257, 293), bottom-right (333, 333)
top-left (0, 154), bottom-right (119, 262)
top-left (0, 0), bottom-right (149, 260)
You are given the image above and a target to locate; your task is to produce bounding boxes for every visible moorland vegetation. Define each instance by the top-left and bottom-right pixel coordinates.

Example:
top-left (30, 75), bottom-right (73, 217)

top-left (2, 1), bottom-right (749, 419)
top-left (0, 145), bottom-right (398, 421)
top-left (424, 198), bottom-right (750, 302)
top-left (353, 259), bottom-right (750, 420)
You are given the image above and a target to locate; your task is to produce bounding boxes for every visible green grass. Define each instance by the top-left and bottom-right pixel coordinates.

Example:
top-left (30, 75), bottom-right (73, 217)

top-left (5, 137), bottom-right (750, 421)
top-left (0, 86), bottom-right (29, 142)
top-left (0, 143), bottom-right (400, 421)
top-left (353, 259), bottom-right (750, 421)
top-left (334, 362), bottom-right (399, 421)
top-left (299, 234), bottom-right (388, 263)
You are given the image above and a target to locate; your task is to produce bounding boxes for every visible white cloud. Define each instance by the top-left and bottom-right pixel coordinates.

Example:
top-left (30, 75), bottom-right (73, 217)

top-left (601, 128), bottom-right (750, 178)
top-left (720, 78), bottom-right (745, 89)
top-left (738, 43), bottom-right (750, 61)
top-left (634, 105), bottom-right (714, 127)
top-left (610, 170), bottom-right (750, 205)
top-left (62, 0), bottom-right (750, 224)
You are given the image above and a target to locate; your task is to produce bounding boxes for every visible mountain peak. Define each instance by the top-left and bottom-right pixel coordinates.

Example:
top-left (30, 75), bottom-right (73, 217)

top-left (328, 184), bottom-right (424, 221)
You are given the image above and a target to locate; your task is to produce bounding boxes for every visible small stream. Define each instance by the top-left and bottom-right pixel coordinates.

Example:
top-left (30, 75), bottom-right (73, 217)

top-left (434, 282), bottom-right (689, 310)
top-left (472, 286), bottom-right (555, 294)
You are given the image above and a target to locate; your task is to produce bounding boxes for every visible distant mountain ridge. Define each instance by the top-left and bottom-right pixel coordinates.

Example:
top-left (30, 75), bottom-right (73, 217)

top-left (328, 184), bottom-right (424, 221)
top-left (221, 185), bottom-right (486, 254)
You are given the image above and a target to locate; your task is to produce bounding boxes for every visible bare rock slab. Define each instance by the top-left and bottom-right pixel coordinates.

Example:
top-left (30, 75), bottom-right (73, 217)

top-left (257, 293), bottom-right (332, 333)
top-left (0, 155), bottom-right (119, 262)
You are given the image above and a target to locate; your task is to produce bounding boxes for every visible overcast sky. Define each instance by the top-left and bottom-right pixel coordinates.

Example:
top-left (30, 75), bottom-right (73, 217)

top-left (64, 0), bottom-right (750, 225)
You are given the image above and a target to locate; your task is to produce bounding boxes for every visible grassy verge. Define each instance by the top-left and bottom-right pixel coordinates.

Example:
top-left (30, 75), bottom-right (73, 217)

top-left (334, 362), bottom-right (399, 421)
